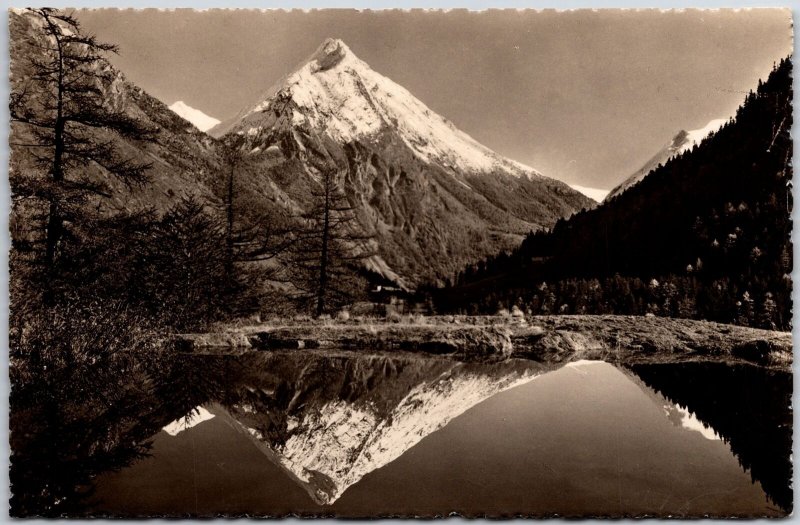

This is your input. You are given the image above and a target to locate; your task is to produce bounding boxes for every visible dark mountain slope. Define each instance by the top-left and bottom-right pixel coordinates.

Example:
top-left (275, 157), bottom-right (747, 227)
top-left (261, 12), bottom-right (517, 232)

top-left (437, 58), bottom-right (792, 329)
top-left (8, 9), bottom-right (224, 215)
top-left (605, 119), bottom-right (728, 202)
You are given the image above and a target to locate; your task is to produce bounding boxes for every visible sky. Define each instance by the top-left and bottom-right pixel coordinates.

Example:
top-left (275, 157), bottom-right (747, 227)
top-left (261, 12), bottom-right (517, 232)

top-left (74, 8), bottom-right (792, 192)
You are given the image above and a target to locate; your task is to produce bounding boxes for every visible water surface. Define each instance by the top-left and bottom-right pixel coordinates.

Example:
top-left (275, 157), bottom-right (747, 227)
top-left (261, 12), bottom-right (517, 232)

top-left (10, 350), bottom-right (791, 517)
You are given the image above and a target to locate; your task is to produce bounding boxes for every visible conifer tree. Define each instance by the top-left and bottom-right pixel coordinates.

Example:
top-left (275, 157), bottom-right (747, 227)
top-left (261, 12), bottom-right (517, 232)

top-left (132, 196), bottom-right (227, 330)
top-left (285, 166), bottom-right (373, 317)
top-left (10, 8), bottom-right (154, 303)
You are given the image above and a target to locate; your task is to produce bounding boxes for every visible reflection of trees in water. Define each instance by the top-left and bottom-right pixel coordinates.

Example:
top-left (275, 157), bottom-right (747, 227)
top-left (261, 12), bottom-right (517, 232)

top-left (12, 353), bottom-right (157, 516)
top-left (214, 352), bottom-right (460, 448)
top-left (10, 350), bottom-right (451, 515)
top-left (9, 351), bottom-right (236, 516)
top-left (628, 362), bottom-right (792, 513)
top-left (14, 348), bottom-right (547, 513)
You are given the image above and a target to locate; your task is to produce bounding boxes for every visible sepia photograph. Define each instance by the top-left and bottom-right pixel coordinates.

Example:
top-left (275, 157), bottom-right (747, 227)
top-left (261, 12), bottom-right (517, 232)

top-left (6, 6), bottom-right (794, 518)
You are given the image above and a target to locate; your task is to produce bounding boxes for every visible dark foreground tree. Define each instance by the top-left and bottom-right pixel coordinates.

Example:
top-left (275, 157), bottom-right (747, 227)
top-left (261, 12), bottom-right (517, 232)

top-left (130, 196), bottom-right (231, 330)
top-left (285, 166), bottom-right (373, 316)
top-left (10, 8), bottom-right (154, 305)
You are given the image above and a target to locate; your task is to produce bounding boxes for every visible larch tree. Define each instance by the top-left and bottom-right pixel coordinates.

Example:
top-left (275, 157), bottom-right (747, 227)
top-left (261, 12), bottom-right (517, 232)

top-left (10, 8), bottom-right (154, 303)
top-left (133, 195), bottom-right (229, 330)
top-left (285, 165), bottom-right (373, 317)
top-left (218, 146), bottom-right (296, 316)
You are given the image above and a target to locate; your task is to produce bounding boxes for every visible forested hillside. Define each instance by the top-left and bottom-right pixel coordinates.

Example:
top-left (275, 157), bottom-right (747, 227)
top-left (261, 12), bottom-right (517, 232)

top-left (436, 58), bottom-right (792, 330)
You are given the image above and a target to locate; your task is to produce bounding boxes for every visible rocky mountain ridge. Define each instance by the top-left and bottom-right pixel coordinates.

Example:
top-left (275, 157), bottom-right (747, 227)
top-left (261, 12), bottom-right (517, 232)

top-left (212, 38), bottom-right (593, 286)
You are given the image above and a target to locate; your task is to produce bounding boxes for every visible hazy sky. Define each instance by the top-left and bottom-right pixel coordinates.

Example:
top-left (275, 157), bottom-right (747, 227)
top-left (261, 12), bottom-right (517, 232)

top-left (75, 8), bottom-right (792, 190)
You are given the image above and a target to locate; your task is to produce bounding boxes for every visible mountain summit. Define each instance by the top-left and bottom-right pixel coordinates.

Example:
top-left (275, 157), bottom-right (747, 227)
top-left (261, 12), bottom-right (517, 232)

top-left (213, 38), bottom-right (592, 286)
top-left (211, 38), bottom-right (545, 179)
top-left (605, 118), bottom-right (728, 201)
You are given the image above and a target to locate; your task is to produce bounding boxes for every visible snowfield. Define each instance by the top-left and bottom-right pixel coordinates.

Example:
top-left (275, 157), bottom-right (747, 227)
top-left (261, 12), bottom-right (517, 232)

top-left (569, 184), bottom-right (609, 202)
top-left (169, 100), bottom-right (221, 132)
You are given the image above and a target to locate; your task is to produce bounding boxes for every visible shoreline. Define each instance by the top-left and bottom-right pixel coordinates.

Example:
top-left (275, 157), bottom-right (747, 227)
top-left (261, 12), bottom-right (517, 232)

top-left (172, 314), bottom-right (792, 372)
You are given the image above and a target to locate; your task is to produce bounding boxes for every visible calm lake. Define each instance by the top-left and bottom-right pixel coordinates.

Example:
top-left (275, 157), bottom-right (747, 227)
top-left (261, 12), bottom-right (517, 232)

top-left (10, 351), bottom-right (792, 517)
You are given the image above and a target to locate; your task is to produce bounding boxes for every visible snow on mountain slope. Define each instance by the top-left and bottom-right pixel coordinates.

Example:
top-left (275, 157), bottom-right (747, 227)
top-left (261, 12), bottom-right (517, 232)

top-left (210, 37), bottom-right (593, 287)
top-left (169, 100), bottom-right (221, 132)
top-left (235, 361), bottom-right (544, 505)
top-left (212, 38), bottom-right (542, 179)
top-left (162, 406), bottom-right (215, 436)
top-left (679, 118), bottom-right (728, 154)
top-left (569, 184), bottom-right (609, 203)
top-left (605, 118), bottom-right (728, 201)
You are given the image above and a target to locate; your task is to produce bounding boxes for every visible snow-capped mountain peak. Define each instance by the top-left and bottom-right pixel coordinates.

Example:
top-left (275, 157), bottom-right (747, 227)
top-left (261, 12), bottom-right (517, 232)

top-left (168, 100), bottom-right (221, 132)
top-left (207, 37), bottom-right (593, 286)
top-left (605, 117), bottom-right (728, 201)
top-left (215, 37), bottom-right (544, 178)
top-left (302, 37), bottom-right (355, 75)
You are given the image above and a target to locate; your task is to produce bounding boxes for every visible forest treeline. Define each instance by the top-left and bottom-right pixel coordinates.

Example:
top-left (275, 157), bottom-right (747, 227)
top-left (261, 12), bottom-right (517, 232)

top-left (435, 58), bottom-right (792, 330)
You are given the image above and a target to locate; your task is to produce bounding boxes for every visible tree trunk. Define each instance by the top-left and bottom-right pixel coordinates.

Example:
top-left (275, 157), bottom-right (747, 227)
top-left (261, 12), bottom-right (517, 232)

top-left (44, 36), bottom-right (65, 303)
top-left (45, 119), bottom-right (65, 271)
top-left (316, 177), bottom-right (331, 317)
top-left (225, 162), bottom-right (234, 279)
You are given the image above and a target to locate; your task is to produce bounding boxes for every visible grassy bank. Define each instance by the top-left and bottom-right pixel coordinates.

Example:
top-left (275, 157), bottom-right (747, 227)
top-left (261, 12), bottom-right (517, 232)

top-left (172, 314), bottom-right (792, 371)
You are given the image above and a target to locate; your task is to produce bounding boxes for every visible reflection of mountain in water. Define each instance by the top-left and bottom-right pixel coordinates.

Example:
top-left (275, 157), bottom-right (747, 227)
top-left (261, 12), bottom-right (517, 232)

top-left (162, 406), bottom-right (215, 436)
top-left (627, 362), bottom-right (793, 513)
top-left (619, 366), bottom-right (722, 441)
top-left (12, 349), bottom-right (792, 517)
top-left (220, 352), bottom-right (549, 504)
top-left (11, 349), bottom-right (549, 514)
